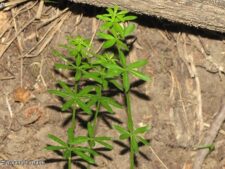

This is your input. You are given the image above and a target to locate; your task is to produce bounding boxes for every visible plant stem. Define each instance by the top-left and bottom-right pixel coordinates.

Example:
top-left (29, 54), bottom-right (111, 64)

top-left (68, 157), bottom-right (71, 169)
top-left (87, 85), bottom-right (102, 169)
top-left (71, 83), bottom-right (78, 132)
top-left (125, 91), bottom-right (135, 169)
top-left (93, 91), bottom-right (101, 132)
top-left (125, 91), bottom-right (134, 132)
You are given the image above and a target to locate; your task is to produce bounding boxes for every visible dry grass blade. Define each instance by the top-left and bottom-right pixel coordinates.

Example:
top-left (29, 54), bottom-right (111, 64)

top-left (2, 0), bottom-right (30, 10)
top-left (0, 17), bottom-right (35, 58)
top-left (24, 12), bottom-right (71, 58)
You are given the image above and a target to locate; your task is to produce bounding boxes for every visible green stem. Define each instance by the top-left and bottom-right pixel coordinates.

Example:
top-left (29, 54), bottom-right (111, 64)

top-left (125, 91), bottom-right (134, 132)
top-left (68, 157), bottom-right (71, 169)
top-left (71, 83), bottom-right (78, 132)
top-left (71, 108), bottom-right (77, 132)
top-left (125, 91), bottom-right (135, 169)
top-left (93, 98), bottom-right (101, 132)
top-left (87, 85), bottom-right (102, 169)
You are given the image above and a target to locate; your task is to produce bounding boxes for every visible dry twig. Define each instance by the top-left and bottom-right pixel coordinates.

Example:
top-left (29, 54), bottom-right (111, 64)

top-left (193, 104), bottom-right (225, 169)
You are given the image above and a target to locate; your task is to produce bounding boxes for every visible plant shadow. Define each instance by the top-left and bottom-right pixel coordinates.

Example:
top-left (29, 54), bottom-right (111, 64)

top-left (113, 140), bottom-right (151, 167)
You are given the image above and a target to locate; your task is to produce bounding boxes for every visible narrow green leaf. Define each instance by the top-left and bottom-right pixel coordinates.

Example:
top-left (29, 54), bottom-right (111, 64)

top-left (75, 147), bottom-right (98, 156)
top-left (97, 32), bottom-right (114, 40)
top-left (109, 79), bottom-right (123, 91)
top-left (58, 81), bottom-right (72, 93)
top-left (83, 72), bottom-right (102, 84)
top-left (101, 99), bottom-right (113, 113)
top-left (122, 72), bottom-right (130, 92)
top-left (116, 40), bottom-right (129, 51)
top-left (107, 98), bottom-right (123, 109)
top-left (137, 136), bottom-right (149, 146)
top-left (123, 15), bottom-right (137, 21)
top-left (118, 50), bottom-right (126, 66)
top-left (75, 70), bottom-right (82, 81)
top-left (100, 22), bottom-right (112, 30)
top-left (78, 85), bottom-right (95, 96)
top-left (62, 99), bottom-right (75, 111)
top-left (76, 55), bottom-right (82, 66)
top-left (48, 134), bottom-right (67, 146)
top-left (87, 123), bottom-right (94, 138)
top-left (76, 99), bottom-right (92, 114)
top-left (102, 39), bottom-right (116, 49)
top-left (48, 90), bottom-right (69, 98)
top-left (45, 145), bottom-right (66, 151)
top-left (55, 63), bottom-right (73, 70)
top-left (96, 15), bottom-right (111, 22)
top-left (134, 125), bottom-right (151, 134)
top-left (113, 125), bottom-right (129, 135)
top-left (104, 63), bottom-right (123, 71)
top-left (95, 136), bottom-right (112, 141)
top-left (114, 23), bottom-right (124, 35)
top-left (96, 140), bottom-right (113, 149)
top-left (128, 60), bottom-right (148, 69)
top-left (130, 70), bottom-right (150, 81)
top-left (124, 23), bottom-right (136, 37)
top-left (73, 150), bottom-right (95, 164)
top-left (52, 50), bottom-right (68, 62)
top-left (119, 133), bottom-right (130, 140)
top-left (71, 136), bottom-right (89, 145)
top-left (131, 135), bottom-right (138, 153)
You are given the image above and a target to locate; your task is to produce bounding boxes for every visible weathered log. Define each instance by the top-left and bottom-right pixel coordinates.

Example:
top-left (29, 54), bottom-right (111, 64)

top-left (72, 0), bottom-right (225, 33)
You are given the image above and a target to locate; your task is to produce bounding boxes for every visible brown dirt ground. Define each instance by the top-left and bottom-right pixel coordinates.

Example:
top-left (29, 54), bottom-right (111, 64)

top-left (0, 1), bottom-right (225, 169)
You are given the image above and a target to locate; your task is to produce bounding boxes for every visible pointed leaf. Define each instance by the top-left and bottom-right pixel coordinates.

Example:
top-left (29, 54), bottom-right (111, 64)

top-left (124, 24), bottom-right (136, 37)
top-left (107, 98), bottom-right (123, 109)
top-left (102, 39), bottom-right (116, 49)
top-left (75, 70), bottom-right (82, 81)
top-left (134, 125), bottom-right (151, 134)
top-left (109, 79), bottom-right (123, 91)
top-left (131, 135), bottom-right (138, 153)
top-left (96, 140), bottom-right (113, 149)
top-left (76, 99), bottom-right (92, 114)
top-left (128, 60), bottom-right (148, 69)
top-left (71, 136), bottom-right (89, 145)
top-left (101, 99), bottom-right (113, 113)
top-left (130, 70), bottom-right (150, 81)
top-left (95, 136), bottom-right (112, 141)
top-left (73, 150), bottom-right (95, 164)
top-left (48, 90), bottom-right (69, 98)
top-left (62, 99), bottom-right (75, 111)
top-left (58, 81), bottom-right (72, 93)
top-left (119, 133), bottom-right (130, 140)
top-left (75, 147), bottom-right (98, 156)
top-left (48, 134), bottom-right (67, 146)
top-left (122, 72), bottom-right (130, 92)
top-left (45, 145), bottom-right (66, 151)
top-left (97, 32), bottom-right (114, 40)
top-left (113, 125), bottom-right (129, 135)
top-left (78, 85), bottom-right (95, 96)
top-left (123, 15), bottom-right (137, 21)
top-left (87, 123), bottom-right (94, 138)
top-left (55, 63), bottom-right (73, 70)
top-left (137, 136), bottom-right (149, 146)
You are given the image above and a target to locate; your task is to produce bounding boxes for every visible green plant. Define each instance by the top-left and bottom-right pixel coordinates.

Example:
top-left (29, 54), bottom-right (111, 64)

top-left (46, 6), bottom-right (150, 169)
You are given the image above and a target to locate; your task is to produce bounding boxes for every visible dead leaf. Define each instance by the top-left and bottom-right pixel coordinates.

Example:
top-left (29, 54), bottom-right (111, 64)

top-left (13, 87), bottom-right (31, 103)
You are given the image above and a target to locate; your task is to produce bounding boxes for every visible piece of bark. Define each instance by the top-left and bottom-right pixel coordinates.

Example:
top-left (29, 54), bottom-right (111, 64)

top-left (71, 0), bottom-right (225, 33)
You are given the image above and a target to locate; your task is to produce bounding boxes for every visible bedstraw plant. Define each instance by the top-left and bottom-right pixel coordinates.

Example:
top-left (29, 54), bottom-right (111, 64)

top-left (45, 6), bottom-right (150, 169)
